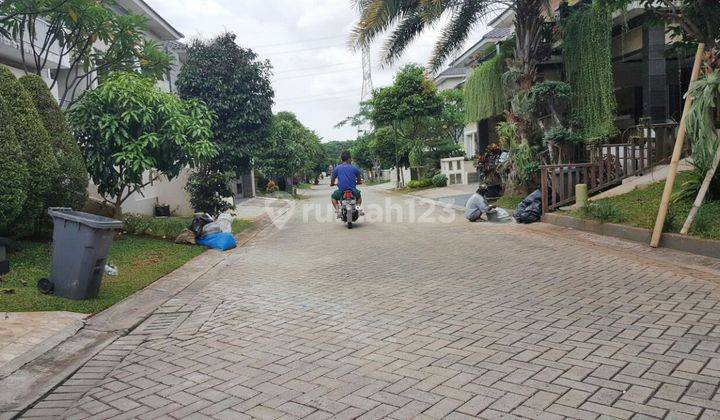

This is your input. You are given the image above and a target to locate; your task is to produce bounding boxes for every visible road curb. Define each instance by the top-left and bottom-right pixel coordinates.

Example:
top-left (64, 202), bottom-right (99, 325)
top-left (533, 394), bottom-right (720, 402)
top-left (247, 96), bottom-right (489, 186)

top-left (0, 208), bottom-right (287, 418)
top-left (542, 213), bottom-right (720, 260)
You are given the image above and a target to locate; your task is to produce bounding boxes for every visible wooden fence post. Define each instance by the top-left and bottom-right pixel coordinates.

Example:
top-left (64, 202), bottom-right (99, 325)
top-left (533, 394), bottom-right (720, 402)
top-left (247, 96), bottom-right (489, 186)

top-left (650, 43), bottom-right (705, 248)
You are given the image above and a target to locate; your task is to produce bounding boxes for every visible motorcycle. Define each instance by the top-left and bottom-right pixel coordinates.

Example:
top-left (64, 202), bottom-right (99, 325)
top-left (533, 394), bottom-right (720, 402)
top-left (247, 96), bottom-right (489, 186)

top-left (339, 189), bottom-right (360, 229)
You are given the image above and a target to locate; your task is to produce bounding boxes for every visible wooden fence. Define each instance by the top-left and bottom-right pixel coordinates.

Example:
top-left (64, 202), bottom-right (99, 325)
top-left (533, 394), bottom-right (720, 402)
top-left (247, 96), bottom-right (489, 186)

top-left (541, 123), bottom-right (679, 213)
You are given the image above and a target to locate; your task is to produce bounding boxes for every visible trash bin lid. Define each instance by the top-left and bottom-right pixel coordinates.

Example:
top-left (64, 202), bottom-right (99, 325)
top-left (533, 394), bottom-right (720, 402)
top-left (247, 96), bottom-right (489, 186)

top-left (48, 207), bottom-right (123, 229)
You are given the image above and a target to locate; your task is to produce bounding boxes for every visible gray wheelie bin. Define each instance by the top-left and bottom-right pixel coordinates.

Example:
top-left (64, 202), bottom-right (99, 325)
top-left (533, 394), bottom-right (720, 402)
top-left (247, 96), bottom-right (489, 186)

top-left (47, 208), bottom-right (123, 300)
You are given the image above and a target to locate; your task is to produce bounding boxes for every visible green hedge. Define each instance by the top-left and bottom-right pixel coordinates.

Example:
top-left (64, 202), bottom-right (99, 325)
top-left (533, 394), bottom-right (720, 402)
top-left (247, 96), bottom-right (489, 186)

top-left (463, 54), bottom-right (506, 123)
top-left (122, 214), bottom-right (192, 240)
top-left (408, 179), bottom-right (432, 189)
top-left (431, 173), bottom-right (448, 188)
top-left (19, 75), bottom-right (88, 211)
top-left (0, 95), bottom-right (29, 235)
top-left (0, 66), bottom-right (59, 236)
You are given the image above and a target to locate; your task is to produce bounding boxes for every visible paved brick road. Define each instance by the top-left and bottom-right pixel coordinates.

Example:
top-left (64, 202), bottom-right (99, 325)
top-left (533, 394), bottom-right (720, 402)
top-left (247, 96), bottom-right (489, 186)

top-left (23, 185), bottom-right (720, 419)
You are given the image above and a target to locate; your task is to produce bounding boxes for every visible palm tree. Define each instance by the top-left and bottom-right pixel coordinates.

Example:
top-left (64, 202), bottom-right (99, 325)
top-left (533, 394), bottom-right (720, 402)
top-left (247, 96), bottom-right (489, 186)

top-left (350, 0), bottom-right (551, 90)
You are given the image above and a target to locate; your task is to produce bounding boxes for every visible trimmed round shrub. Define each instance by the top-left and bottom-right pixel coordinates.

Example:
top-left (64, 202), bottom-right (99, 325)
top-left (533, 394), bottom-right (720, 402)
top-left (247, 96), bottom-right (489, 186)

top-left (0, 95), bottom-right (29, 235)
top-left (0, 66), bottom-right (59, 236)
top-left (431, 173), bottom-right (448, 188)
top-left (408, 179), bottom-right (432, 189)
top-left (186, 169), bottom-right (235, 218)
top-left (19, 75), bottom-right (88, 211)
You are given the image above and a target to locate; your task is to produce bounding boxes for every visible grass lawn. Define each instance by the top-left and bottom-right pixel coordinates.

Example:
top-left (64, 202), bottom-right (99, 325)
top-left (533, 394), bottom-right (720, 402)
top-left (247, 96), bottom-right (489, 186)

top-left (495, 195), bottom-right (524, 211)
top-left (0, 236), bottom-right (205, 314)
top-left (568, 172), bottom-right (720, 241)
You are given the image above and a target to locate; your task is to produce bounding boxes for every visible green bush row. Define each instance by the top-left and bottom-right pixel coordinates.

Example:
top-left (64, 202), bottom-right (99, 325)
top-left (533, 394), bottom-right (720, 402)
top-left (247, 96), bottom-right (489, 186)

top-left (0, 67), bottom-right (88, 237)
top-left (408, 173), bottom-right (448, 189)
top-left (122, 214), bottom-right (192, 240)
top-left (408, 179), bottom-right (432, 189)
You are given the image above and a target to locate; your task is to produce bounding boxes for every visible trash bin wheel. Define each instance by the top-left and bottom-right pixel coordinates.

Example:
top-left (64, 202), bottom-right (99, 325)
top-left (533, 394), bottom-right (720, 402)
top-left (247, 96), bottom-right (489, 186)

top-left (37, 278), bottom-right (54, 294)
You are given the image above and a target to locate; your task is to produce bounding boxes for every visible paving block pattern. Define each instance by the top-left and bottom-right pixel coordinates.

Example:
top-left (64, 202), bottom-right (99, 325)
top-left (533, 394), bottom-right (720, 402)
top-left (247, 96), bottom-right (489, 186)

top-left (22, 187), bottom-right (720, 419)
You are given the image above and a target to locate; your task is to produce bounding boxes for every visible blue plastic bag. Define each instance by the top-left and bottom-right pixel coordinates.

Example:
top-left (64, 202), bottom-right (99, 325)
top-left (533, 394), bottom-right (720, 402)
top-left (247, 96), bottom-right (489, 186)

top-left (196, 232), bottom-right (237, 251)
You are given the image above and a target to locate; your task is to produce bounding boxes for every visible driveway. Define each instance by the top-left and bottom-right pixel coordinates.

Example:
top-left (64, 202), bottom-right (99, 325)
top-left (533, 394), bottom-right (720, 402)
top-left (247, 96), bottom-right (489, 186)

top-left (22, 184), bottom-right (720, 419)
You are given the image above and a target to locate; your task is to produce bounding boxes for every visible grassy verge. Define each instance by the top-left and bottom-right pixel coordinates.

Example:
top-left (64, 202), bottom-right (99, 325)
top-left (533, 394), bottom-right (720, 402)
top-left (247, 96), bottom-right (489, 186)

top-left (568, 172), bottom-right (720, 241)
top-left (296, 183), bottom-right (313, 190)
top-left (0, 236), bottom-right (204, 313)
top-left (495, 195), bottom-right (524, 211)
top-left (232, 219), bottom-right (252, 234)
top-left (122, 215), bottom-right (252, 239)
top-left (122, 215), bottom-right (192, 240)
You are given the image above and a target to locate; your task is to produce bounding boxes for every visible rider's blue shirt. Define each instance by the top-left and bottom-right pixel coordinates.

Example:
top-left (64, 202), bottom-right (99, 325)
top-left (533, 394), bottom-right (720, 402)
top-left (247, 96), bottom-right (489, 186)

top-left (332, 163), bottom-right (361, 191)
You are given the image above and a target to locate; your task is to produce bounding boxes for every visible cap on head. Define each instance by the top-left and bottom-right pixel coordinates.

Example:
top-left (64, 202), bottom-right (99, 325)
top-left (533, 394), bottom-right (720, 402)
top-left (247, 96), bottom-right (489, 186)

top-left (341, 151), bottom-right (351, 162)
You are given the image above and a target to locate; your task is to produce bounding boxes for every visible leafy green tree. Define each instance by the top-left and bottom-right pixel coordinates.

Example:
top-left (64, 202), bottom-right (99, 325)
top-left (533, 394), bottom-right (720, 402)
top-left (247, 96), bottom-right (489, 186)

top-left (370, 127), bottom-right (410, 170)
top-left (177, 33), bottom-right (274, 174)
top-left (368, 64), bottom-right (441, 186)
top-left (350, 134), bottom-right (376, 171)
top-left (435, 89), bottom-right (466, 144)
top-left (0, 65), bottom-right (58, 236)
top-left (19, 74), bottom-right (88, 211)
top-left (0, 95), bottom-right (28, 235)
top-left (0, 0), bottom-right (172, 105)
top-left (68, 72), bottom-right (216, 217)
top-left (324, 140), bottom-right (353, 165)
top-left (256, 112), bottom-right (317, 182)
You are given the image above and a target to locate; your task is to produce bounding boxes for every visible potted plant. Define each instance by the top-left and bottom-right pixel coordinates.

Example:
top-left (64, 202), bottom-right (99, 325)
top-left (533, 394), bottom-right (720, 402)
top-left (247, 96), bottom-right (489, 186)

top-left (475, 144), bottom-right (504, 198)
top-left (154, 203), bottom-right (171, 217)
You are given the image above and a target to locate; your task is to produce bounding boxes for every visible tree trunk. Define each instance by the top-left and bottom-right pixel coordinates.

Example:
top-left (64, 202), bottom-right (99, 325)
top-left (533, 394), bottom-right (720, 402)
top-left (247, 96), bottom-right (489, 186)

top-left (113, 195), bottom-right (123, 220)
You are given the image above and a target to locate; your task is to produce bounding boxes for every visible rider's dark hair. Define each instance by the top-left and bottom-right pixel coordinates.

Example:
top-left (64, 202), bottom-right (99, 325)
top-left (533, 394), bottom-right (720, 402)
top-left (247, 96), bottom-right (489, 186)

top-left (341, 151), bottom-right (351, 162)
top-left (477, 186), bottom-right (488, 196)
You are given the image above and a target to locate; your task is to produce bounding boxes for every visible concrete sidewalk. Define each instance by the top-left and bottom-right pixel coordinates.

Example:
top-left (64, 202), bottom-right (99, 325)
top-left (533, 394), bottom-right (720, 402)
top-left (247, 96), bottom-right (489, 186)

top-left (0, 206), bottom-right (290, 419)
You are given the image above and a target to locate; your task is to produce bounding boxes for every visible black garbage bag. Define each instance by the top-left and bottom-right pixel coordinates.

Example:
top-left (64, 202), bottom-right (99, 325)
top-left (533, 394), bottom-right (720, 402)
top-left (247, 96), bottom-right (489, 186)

top-left (513, 189), bottom-right (543, 224)
top-left (189, 214), bottom-right (214, 238)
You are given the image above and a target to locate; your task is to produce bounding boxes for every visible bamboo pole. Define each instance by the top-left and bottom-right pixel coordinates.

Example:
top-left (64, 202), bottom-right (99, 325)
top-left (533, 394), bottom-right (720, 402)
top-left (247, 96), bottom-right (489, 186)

top-left (650, 43), bottom-right (705, 248)
top-left (680, 143), bottom-right (720, 234)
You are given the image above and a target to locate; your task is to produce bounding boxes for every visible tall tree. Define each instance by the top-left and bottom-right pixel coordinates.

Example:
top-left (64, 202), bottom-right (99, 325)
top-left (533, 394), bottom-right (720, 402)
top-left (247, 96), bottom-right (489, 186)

top-left (368, 64), bottom-right (442, 186)
top-left (0, 0), bottom-right (172, 105)
top-left (177, 33), bottom-right (274, 175)
top-left (256, 112), bottom-right (322, 183)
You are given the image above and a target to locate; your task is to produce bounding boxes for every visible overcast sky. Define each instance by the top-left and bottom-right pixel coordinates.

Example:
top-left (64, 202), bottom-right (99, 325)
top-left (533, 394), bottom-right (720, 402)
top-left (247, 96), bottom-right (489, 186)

top-left (147, 0), bottom-right (489, 142)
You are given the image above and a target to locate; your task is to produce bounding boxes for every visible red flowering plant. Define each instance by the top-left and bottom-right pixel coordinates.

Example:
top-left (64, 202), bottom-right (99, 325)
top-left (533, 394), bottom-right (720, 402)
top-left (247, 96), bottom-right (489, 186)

top-left (474, 144), bottom-right (503, 186)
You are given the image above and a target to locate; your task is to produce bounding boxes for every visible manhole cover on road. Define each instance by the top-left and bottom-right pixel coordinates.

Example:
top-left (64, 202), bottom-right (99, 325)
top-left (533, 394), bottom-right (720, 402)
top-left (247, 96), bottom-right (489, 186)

top-left (130, 312), bottom-right (190, 335)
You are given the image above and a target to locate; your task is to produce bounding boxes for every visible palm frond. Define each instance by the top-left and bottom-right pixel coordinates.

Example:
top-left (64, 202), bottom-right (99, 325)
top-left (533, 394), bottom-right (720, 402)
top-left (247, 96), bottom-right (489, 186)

top-left (428, 0), bottom-right (496, 72)
top-left (381, 11), bottom-right (428, 66)
top-left (350, 0), bottom-right (421, 50)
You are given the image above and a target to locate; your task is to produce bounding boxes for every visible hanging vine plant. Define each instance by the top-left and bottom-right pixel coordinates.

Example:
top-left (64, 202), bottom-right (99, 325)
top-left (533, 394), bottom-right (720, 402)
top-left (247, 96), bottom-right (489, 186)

top-left (463, 53), bottom-right (506, 124)
top-left (561, 1), bottom-right (618, 141)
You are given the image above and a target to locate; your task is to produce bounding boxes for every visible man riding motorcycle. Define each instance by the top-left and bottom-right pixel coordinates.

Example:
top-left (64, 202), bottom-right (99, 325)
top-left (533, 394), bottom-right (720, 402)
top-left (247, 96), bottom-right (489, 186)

top-left (330, 151), bottom-right (364, 218)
